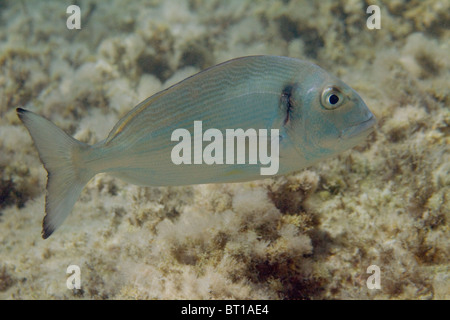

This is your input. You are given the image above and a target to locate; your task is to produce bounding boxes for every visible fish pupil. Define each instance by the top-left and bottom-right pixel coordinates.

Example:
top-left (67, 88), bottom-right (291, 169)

top-left (329, 94), bottom-right (339, 105)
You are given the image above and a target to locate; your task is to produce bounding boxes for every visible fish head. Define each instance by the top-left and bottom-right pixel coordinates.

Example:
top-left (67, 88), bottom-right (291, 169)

top-left (286, 67), bottom-right (376, 160)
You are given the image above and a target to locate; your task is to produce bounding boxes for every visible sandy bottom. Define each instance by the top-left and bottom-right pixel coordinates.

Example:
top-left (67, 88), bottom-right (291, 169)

top-left (0, 0), bottom-right (448, 299)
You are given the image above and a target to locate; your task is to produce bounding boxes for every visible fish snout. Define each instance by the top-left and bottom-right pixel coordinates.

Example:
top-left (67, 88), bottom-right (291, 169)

top-left (340, 113), bottom-right (376, 140)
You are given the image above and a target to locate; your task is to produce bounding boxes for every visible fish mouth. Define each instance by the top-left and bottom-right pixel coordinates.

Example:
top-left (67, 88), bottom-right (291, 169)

top-left (341, 115), bottom-right (376, 140)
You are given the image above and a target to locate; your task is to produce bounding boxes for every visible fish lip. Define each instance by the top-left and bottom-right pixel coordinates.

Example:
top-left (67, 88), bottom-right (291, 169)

top-left (341, 115), bottom-right (376, 140)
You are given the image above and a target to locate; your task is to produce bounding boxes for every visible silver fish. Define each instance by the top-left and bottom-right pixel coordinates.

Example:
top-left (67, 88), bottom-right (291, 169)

top-left (17, 55), bottom-right (376, 238)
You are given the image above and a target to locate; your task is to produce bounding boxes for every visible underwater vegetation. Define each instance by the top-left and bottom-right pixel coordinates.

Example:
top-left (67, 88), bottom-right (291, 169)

top-left (0, 0), bottom-right (448, 299)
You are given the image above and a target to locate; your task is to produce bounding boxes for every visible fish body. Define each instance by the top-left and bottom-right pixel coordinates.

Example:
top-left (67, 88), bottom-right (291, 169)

top-left (17, 55), bottom-right (376, 238)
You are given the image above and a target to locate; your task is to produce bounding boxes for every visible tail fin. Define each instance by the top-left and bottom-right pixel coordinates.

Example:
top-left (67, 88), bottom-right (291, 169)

top-left (16, 108), bottom-right (94, 239)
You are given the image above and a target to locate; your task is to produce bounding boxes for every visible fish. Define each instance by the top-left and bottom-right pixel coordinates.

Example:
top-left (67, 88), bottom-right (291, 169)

top-left (16, 55), bottom-right (376, 238)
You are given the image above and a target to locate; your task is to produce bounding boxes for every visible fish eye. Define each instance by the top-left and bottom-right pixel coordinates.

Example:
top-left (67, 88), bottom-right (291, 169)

top-left (321, 86), bottom-right (344, 110)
